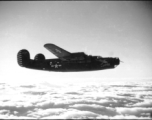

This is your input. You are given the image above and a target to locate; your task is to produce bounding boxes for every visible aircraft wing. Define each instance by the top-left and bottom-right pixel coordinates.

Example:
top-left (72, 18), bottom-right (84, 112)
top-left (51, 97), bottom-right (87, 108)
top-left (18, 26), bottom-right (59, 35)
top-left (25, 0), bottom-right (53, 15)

top-left (44, 44), bottom-right (71, 58)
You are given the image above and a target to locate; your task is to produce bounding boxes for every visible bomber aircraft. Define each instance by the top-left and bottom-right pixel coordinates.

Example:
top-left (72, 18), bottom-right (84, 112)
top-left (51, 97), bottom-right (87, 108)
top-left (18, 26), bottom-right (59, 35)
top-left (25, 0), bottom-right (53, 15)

top-left (17, 44), bottom-right (120, 72)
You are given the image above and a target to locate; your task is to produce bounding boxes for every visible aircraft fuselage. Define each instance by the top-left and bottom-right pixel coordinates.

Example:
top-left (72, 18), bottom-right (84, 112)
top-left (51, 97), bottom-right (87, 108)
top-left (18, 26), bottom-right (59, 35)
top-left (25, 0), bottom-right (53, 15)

top-left (18, 52), bottom-right (119, 72)
top-left (17, 44), bottom-right (120, 72)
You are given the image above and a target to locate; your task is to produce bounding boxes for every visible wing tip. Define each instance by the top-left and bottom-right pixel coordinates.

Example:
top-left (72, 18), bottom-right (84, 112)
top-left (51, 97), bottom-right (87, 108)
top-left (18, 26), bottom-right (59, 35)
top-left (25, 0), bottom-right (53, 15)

top-left (44, 43), bottom-right (55, 48)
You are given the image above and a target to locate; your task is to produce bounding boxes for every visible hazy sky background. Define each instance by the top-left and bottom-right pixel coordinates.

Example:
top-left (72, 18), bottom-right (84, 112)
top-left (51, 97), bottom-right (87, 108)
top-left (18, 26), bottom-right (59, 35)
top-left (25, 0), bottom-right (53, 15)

top-left (0, 1), bottom-right (152, 84)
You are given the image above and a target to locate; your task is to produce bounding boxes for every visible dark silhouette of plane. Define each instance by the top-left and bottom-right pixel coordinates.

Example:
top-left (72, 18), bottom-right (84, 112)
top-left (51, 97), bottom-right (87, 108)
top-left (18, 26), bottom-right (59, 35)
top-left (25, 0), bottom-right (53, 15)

top-left (17, 44), bottom-right (120, 72)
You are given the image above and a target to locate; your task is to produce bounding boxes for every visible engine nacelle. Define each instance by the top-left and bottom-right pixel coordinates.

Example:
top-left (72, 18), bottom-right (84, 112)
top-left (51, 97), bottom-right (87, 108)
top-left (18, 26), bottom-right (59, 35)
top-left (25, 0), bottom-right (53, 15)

top-left (17, 49), bottom-right (30, 67)
top-left (34, 54), bottom-right (45, 62)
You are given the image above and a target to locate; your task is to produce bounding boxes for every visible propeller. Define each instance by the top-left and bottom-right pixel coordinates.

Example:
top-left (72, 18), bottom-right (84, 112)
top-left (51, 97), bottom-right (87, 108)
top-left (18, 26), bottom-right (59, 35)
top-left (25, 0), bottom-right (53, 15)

top-left (120, 61), bottom-right (124, 63)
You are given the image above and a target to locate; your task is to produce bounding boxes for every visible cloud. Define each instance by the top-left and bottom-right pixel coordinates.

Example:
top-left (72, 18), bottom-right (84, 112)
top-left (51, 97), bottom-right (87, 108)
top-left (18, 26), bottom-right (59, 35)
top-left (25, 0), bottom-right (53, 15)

top-left (0, 102), bottom-right (34, 116)
top-left (70, 104), bottom-right (118, 116)
top-left (27, 108), bottom-right (66, 119)
top-left (117, 93), bottom-right (135, 97)
top-left (109, 114), bottom-right (150, 119)
top-left (133, 100), bottom-right (152, 107)
top-left (0, 80), bottom-right (152, 119)
top-left (65, 92), bottom-right (83, 95)
top-left (0, 109), bottom-right (10, 115)
top-left (20, 85), bottom-right (35, 88)
top-left (41, 109), bottom-right (100, 119)
top-left (23, 91), bottom-right (46, 95)
top-left (111, 85), bottom-right (138, 88)
top-left (116, 107), bottom-right (152, 118)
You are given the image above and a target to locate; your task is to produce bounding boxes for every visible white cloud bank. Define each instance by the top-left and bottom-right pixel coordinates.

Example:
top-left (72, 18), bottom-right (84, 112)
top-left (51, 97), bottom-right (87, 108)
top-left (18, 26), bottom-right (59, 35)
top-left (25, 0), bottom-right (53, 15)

top-left (0, 80), bottom-right (152, 119)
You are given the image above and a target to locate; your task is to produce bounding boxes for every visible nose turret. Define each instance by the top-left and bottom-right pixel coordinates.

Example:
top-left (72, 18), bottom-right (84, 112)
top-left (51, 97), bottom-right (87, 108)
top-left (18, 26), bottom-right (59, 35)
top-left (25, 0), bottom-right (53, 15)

top-left (115, 58), bottom-right (120, 65)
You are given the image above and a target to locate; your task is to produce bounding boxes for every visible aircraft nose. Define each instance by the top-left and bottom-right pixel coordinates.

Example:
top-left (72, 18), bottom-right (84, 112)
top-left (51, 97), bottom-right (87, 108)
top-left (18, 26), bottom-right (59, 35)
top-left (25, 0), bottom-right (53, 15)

top-left (115, 58), bottom-right (120, 65)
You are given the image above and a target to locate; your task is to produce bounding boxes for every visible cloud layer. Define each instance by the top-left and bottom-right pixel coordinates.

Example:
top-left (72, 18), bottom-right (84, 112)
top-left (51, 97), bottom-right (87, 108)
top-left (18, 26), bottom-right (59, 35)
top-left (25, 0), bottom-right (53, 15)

top-left (0, 80), bottom-right (152, 119)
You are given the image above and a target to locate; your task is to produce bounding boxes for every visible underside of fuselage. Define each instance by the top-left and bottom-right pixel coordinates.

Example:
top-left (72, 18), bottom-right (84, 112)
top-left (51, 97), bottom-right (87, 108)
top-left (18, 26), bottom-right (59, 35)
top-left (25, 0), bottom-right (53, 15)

top-left (25, 58), bottom-right (115, 72)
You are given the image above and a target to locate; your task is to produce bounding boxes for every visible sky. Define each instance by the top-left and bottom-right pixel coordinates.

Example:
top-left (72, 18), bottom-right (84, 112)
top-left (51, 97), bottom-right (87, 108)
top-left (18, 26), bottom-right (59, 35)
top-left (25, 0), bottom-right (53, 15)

top-left (0, 1), bottom-right (152, 84)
